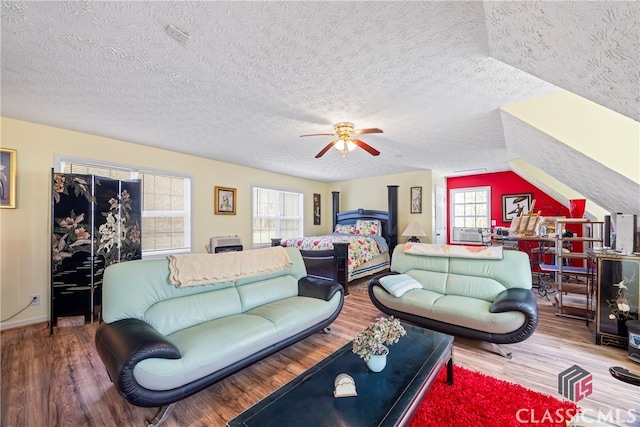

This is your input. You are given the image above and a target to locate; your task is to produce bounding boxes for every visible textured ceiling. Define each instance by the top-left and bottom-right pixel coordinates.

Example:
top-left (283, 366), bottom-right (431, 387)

top-left (1, 1), bottom-right (638, 183)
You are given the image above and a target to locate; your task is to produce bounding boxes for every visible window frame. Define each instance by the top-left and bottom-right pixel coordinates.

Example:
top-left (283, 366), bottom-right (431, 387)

top-left (449, 186), bottom-right (491, 244)
top-left (54, 155), bottom-right (192, 257)
top-left (251, 185), bottom-right (304, 248)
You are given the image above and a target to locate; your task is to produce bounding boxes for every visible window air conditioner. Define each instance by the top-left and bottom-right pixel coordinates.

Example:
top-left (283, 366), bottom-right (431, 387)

top-left (452, 227), bottom-right (483, 244)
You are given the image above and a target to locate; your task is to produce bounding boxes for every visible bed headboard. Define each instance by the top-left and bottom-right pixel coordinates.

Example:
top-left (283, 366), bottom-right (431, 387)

top-left (332, 185), bottom-right (398, 251)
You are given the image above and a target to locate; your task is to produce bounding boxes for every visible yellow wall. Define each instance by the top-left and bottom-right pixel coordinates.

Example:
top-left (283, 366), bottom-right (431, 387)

top-left (502, 90), bottom-right (640, 184)
top-left (330, 170), bottom-right (435, 244)
top-left (0, 117), bottom-right (330, 328)
top-left (510, 158), bottom-right (610, 220)
top-left (0, 117), bottom-right (438, 329)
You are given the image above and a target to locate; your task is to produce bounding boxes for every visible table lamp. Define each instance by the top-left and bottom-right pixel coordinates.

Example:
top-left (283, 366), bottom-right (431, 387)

top-left (402, 222), bottom-right (427, 243)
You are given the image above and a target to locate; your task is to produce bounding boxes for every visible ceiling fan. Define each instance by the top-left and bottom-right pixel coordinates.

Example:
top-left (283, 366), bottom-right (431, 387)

top-left (301, 122), bottom-right (383, 158)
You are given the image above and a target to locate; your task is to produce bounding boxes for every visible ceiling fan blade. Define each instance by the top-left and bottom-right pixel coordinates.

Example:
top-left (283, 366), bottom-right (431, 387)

top-left (352, 139), bottom-right (380, 156)
top-left (355, 128), bottom-right (383, 135)
top-left (315, 140), bottom-right (337, 158)
top-left (300, 133), bottom-right (335, 137)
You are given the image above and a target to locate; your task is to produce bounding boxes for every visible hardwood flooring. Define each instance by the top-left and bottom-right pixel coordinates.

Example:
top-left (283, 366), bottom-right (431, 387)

top-left (2, 287), bottom-right (639, 427)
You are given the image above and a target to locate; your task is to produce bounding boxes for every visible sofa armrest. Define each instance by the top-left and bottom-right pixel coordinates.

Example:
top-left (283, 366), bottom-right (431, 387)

top-left (298, 276), bottom-right (343, 301)
top-left (490, 288), bottom-right (537, 318)
top-left (95, 318), bottom-right (180, 400)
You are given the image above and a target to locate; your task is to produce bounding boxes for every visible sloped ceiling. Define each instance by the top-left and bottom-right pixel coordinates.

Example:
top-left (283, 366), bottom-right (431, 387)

top-left (486, 1), bottom-right (639, 121)
top-left (1, 1), bottom-right (638, 185)
top-left (504, 111), bottom-right (640, 215)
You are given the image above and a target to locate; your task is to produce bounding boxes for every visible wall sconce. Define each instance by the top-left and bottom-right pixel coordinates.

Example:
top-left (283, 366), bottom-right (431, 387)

top-left (402, 222), bottom-right (427, 243)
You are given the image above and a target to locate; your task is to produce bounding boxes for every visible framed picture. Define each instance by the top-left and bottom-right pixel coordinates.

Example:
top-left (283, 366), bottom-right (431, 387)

top-left (502, 193), bottom-right (532, 222)
top-left (313, 193), bottom-right (321, 225)
top-left (410, 186), bottom-right (422, 214)
top-left (0, 148), bottom-right (17, 209)
top-left (215, 186), bottom-right (236, 215)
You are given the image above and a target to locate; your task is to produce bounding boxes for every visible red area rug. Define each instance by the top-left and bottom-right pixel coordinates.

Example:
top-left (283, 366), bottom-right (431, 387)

top-left (410, 365), bottom-right (580, 427)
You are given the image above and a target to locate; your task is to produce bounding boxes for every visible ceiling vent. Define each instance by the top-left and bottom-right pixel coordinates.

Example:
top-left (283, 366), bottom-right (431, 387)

top-left (164, 24), bottom-right (190, 45)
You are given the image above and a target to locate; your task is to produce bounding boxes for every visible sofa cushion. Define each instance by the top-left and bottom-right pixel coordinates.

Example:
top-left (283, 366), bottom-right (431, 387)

top-left (144, 285), bottom-right (242, 336)
top-left (371, 287), bottom-right (525, 334)
top-left (133, 291), bottom-right (343, 391)
top-left (407, 269), bottom-right (448, 294)
top-left (389, 245), bottom-right (532, 292)
top-left (134, 314), bottom-right (280, 391)
top-left (246, 293), bottom-right (342, 336)
top-left (102, 258), bottom-right (241, 325)
top-left (379, 274), bottom-right (423, 297)
top-left (236, 275), bottom-right (299, 312)
top-left (390, 245), bottom-right (450, 274)
top-left (444, 274), bottom-right (508, 302)
top-left (449, 252), bottom-right (532, 290)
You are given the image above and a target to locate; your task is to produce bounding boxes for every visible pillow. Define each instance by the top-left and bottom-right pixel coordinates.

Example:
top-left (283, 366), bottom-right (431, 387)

top-left (335, 224), bottom-right (356, 234)
top-left (355, 219), bottom-right (381, 236)
top-left (378, 274), bottom-right (422, 297)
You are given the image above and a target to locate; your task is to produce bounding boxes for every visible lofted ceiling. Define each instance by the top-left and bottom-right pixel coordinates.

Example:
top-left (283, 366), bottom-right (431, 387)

top-left (1, 1), bottom-right (638, 183)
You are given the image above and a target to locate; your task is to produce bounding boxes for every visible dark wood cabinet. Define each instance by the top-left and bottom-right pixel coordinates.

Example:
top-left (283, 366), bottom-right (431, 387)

top-left (594, 252), bottom-right (640, 348)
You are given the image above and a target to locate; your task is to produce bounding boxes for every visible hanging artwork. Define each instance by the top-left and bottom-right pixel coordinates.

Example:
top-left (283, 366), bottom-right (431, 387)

top-left (410, 187), bottom-right (422, 214)
top-left (0, 148), bottom-right (17, 208)
top-left (215, 186), bottom-right (236, 215)
top-left (314, 193), bottom-right (321, 225)
top-left (501, 193), bottom-right (532, 222)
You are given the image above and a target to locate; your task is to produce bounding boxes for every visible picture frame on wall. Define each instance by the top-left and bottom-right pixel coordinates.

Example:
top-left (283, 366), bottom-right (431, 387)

top-left (502, 193), bottom-right (532, 222)
top-left (313, 193), bottom-right (321, 225)
top-left (410, 186), bottom-right (422, 214)
top-left (215, 186), bottom-right (236, 215)
top-left (0, 148), bottom-right (17, 209)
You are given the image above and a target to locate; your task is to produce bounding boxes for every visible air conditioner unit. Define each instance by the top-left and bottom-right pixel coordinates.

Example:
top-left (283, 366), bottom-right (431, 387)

top-left (452, 227), bottom-right (483, 244)
top-left (208, 236), bottom-right (243, 253)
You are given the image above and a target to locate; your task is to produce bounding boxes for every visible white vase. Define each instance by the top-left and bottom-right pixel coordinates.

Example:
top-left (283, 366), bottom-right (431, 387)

top-left (366, 345), bottom-right (389, 372)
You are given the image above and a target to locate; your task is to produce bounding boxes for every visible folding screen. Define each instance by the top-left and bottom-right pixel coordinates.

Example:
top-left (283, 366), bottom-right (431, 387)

top-left (50, 171), bottom-right (141, 333)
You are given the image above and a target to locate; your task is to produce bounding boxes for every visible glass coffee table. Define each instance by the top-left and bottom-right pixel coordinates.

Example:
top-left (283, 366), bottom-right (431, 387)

top-left (228, 323), bottom-right (453, 427)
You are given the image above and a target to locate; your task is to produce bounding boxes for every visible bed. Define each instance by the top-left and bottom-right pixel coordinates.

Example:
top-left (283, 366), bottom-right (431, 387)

top-left (272, 185), bottom-right (398, 294)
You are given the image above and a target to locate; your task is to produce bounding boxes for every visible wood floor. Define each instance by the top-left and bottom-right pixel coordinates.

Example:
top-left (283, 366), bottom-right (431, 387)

top-left (2, 286), bottom-right (639, 427)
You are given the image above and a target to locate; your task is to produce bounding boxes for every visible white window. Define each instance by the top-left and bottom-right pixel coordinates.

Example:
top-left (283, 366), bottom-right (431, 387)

top-left (56, 157), bottom-right (191, 257)
top-left (450, 186), bottom-right (490, 244)
top-left (252, 186), bottom-right (303, 247)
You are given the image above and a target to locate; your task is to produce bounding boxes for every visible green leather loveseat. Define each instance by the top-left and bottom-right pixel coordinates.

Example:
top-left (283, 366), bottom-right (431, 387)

top-left (369, 244), bottom-right (538, 357)
top-left (95, 247), bottom-right (343, 425)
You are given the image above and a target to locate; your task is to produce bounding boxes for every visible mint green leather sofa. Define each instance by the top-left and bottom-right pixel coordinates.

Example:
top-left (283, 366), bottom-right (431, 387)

top-left (369, 245), bottom-right (537, 357)
top-left (95, 247), bottom-right (343, 425)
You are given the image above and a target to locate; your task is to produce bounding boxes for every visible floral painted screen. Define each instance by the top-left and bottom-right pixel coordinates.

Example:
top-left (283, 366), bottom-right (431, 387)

top-left (51, 171), bottom-right (141, 330)
top-left (597, 258), bottom-right (639, 346)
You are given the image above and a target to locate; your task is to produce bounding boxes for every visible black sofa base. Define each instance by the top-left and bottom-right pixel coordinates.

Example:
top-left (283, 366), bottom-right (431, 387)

top-left (95, 278), bottom-right (344, 410)
top-left (368, 276), bottom-right (538, 346)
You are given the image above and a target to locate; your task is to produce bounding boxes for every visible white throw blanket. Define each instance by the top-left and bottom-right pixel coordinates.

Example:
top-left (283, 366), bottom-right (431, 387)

top-left (167, 246), bottom-right (292, 287)
top-left (403, 243), bottom-right (503, 260)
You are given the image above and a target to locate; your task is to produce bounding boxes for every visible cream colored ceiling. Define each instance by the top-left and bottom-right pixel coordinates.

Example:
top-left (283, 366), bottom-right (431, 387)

top-left (1, 1), bottom-right (638, 183)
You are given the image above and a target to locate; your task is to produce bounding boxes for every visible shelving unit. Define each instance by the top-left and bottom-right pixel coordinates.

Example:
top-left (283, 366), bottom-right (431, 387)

top-left (540, 218), bottom-right (603, 320)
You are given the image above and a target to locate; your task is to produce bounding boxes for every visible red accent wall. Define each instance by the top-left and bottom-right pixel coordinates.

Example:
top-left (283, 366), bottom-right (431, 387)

top-left (447, 171), bottom-right (571, 235)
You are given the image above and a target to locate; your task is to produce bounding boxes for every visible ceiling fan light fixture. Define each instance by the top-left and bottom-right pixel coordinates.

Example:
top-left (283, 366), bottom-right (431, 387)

top-left (334, 137), bottom-right (356, 157)
top-left (334, 122), bottom-right (356, 139)
top-left (302, 121), bottom-right (383, 158)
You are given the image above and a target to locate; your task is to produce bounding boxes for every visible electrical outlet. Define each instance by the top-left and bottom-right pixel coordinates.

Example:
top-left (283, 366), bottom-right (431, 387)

top-left (30, 294), bottom-right (40, 305)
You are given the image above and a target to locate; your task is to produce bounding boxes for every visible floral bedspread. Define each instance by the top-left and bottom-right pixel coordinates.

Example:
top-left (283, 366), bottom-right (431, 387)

top-left (280, 234), bottom-right (388, 270)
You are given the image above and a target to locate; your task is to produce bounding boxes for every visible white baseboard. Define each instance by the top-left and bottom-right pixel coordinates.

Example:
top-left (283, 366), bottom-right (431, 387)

top-left (0, 315), bottom-right (49, 331)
